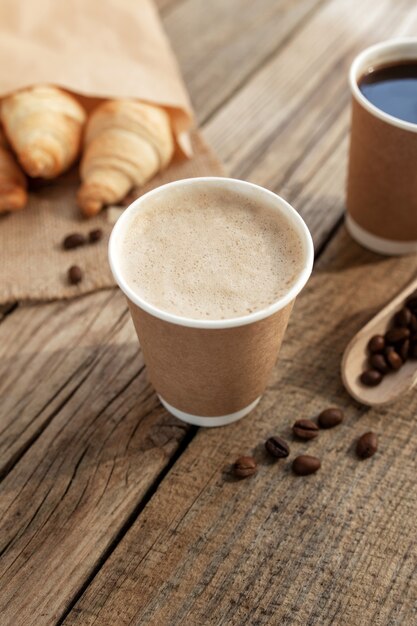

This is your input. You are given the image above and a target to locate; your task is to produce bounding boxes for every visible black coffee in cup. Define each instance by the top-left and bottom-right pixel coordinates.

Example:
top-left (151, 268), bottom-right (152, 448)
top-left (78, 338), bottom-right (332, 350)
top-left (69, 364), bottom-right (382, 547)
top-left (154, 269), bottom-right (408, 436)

top-left (358, 61), bottom-right (417, 124)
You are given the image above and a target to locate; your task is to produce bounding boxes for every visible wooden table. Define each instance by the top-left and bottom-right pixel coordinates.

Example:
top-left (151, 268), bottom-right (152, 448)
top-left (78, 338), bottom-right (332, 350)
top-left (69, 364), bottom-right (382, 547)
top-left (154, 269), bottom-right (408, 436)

top-left (1, 1), bottom-right (416, 624)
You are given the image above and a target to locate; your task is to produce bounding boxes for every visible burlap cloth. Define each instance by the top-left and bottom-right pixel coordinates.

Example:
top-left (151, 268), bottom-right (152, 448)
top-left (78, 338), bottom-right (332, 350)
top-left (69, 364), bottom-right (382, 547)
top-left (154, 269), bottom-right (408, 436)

top-left (0, 131), bottom-right (224, 303)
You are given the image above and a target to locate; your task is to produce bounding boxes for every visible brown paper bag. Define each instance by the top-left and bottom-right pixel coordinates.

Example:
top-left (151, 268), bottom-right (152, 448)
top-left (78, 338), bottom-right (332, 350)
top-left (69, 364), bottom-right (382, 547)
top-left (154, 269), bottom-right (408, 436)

top-left (0, 0), bottom-right (193, 153)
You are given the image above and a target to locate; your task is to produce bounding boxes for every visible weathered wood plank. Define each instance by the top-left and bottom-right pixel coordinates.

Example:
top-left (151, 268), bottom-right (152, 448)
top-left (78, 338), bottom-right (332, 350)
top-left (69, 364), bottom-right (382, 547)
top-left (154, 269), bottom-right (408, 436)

top-left (203, 0), bottom-right (417, 248)
top-left (0, 288), bottom-right (193, 625)
top-left (163, 0), bottom-right (325, 124)
top-left (64, 227), bottom-right (417, 626)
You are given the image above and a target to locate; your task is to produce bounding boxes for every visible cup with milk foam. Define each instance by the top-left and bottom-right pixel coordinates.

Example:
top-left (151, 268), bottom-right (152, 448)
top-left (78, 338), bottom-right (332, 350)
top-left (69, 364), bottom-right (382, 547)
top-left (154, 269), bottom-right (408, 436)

top-left (109, 177), bottom-right (313, 427)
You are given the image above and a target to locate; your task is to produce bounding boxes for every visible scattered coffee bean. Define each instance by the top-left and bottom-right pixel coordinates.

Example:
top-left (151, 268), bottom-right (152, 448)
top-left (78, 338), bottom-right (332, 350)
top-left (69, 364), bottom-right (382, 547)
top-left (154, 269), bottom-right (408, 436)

top-left (367, 334), bottom-right (385, 353)
top-left (63, 233), bottom-right (86, 249)
top-left (89, 228), bottom-right (103, 243)
top-left (369, 353), bottom-right (390, 374)
top-left (292, 419), bottom-right (319, 440)
top-left (318, 407), bottom-right (344, 428)
top-left (265, 436), bottom-right (290, 458)
top-left (385, 347), bottom-right (403, 370)
top-left (399, 339), bottom-right (410, 362)
top-left (356, 431), bottom-right (378, 459)
top-left (385, 327), bottom-right (410, 345)
top-left (393, 307), bottom-right (412, 327)
top-left (292, 455), bottom-right (321, 476)
top-left (68, 265), bottom-right (82, 285)
top-left (360, 369), bottom-right (382, 386)
top-left (233, 456), bottom-right (257, 478)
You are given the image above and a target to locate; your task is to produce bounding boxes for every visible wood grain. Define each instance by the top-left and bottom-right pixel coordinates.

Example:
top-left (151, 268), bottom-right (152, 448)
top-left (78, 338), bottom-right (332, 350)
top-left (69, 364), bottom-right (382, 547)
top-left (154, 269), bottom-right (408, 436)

top-left (0, 289), bottom-right (193, 624)
top-left (64, 228), bottom-right (417, 626)
top-left (203, 0), bottom-right (417, 246)
top-left (163, 0), bottom-right (325, 123)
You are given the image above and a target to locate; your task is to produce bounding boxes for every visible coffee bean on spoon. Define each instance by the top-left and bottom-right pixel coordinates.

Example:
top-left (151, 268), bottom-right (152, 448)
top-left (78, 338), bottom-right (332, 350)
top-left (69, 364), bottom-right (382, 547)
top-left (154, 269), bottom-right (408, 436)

top-left (409, 342), bottom-right (417, 359)
top-left (292, 419), bottom-right (319, 440)
top-left (360, 369), bottom-right (383, 386)
top-left (369, 353), bottom-right (390, 374)
top-left (385, 327), bottom-right (410, 345)
top-left (399, 339), bottom-right (410, 362)
top-left (385, 347), bottom-right (403, 370)
top-left (318, 407), bottom-right (344, 428)
top-left (265, 436), bottom-right (290, 458)
top-left (63, 233), bottom-right (86, 249)
top-left (367, 335), bottom-right (385, 353)
top-left (409, 314), bottom-right (417, 333)
top-left (356, 432), bottom-right (378, 459)
top-left (233, 456), bottom-right (257, 478)
top-left (405, 290), bottom-right (417, 312)
top-left (292, 455), bottom-right (321, 476)
top-left (393, 307), bottom-right (412, 327)
top-left (68, 265), bottom-right (83, 285)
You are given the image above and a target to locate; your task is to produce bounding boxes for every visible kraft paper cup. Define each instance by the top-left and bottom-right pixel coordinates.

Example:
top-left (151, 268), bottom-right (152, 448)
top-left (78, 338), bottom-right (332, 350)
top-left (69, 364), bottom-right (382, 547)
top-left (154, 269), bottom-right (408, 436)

top-left (346, 39), bottom-right (417, 255)
top-left (109, 177), bottom-right (313, 427)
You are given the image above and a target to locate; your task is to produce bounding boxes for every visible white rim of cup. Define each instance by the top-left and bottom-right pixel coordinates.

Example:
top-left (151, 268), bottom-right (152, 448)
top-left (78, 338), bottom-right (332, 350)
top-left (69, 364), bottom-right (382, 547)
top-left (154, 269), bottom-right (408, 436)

top-left (109, 177), bottom-right (314, 329)
top-left (349, 38), bottom-right (417, 133)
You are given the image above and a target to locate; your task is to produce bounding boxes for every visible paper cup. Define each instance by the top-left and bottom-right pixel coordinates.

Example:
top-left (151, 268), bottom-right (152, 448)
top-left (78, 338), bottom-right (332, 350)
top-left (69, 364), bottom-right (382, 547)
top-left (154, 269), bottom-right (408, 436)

top-left (346, 39), bottom-right (417, 255)
top-left (109, 177), bottom-right (313, 427)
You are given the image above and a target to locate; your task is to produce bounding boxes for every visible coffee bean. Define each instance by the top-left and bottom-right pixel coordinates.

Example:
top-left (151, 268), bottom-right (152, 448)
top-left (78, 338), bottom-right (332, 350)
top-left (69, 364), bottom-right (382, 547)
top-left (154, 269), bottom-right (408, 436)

top-left (394, 307), bottom-right (412, 327)
top-left (68, 265), bottom-right (82, 285)
top-left (409, 342), bottom-right (417, 359)
top-left (318, 407), bottom-right (344, 428)
top-left (292, 419), bottom-right (319, 440)
top-left (63, 233), bottom-right (86, 249)
top-left (369, 353), bottom-right (390, 374)
top-left (356, 431), bottom-right (378, 459)
top-left (233, 456), bottom-right (257, 478)
top-left (89, 228), bottom-right (103, 243)
top-left (265, 436), bottom-right (290, 458)
top-left (360, 369), bottom-right (383, 386)
top-left (385, 347), bottom-right (403, 370)
top-left (292, 455), bottom-right (321, 476)
top-left (367, 334), bottom-right (385, 353)
top-left (409, 314), bottom-right (417, 333)
top-left (399, 339), bottom-right (410, 362)
top-left (385, 327), bottom-right (410, 345)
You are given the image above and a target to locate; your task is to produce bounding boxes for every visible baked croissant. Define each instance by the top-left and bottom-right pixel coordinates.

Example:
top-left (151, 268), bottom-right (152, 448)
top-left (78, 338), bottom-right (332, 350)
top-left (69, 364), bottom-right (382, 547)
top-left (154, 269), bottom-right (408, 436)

top-left (0, 85), bottom-right (86, 179)
top-left (77, 100), bottom-right (174, 216)
top-left (0, 127), bottom-right (27, 212)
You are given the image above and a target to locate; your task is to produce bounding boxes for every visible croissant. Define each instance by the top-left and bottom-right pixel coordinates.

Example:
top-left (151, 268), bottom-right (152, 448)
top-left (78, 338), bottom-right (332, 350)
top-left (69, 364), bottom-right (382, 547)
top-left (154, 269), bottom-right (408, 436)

top-left (0, 85), bottom-right (86, 179)
top-left (0, 126), bottom-right (27, 212)
top-left (77, 100), bottom-right (174, 216)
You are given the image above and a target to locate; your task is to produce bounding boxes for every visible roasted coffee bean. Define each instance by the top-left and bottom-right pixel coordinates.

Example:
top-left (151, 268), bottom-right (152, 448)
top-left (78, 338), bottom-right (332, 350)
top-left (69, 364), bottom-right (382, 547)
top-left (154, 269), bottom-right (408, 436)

top-left (292, 419), bottom-right (319, 440)
top-left (292, 455), bottom-right (321, 476)
top-left (63, 233), bottom-right (86, 249)
top-left (89, 228), bottom-right (103, 243)
top-left (360, 369), bottom-right (383, 386)
top-left (385, 347), bottom-right (403, 370)
top-left (385, 327), bottom-right (410, 345)
top-left (233, 456), bottom-right (257, 478)
top-left (265, 436), bottom-right (290, 458)
top-left (367, 334), bottom-right (385, 353)
top-left (393, 307), bottom-right (412, 327)
top-left (318, 407), bottom-right (344, 428)
top-left (409, 314), bottom-right (417, 333)
top-left (68, 265), bottom-right (82, 285)
top-left (399, 339), bottom-right (410, 362)
top-left (356, 431), bottom-right (378, 459)
top-left (369, 353), bottom-right (390, 374)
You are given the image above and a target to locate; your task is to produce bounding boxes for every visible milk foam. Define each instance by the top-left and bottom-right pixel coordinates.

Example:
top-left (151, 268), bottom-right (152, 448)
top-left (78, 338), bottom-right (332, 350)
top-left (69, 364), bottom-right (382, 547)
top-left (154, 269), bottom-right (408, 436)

top-left (120, 186), bottom-right (305, 320)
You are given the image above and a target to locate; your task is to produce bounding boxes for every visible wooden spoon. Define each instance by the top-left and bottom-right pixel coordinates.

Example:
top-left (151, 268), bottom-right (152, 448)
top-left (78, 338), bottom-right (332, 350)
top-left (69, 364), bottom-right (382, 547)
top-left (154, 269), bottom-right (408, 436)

top-left (342, 277), bottom-right (417, 406)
